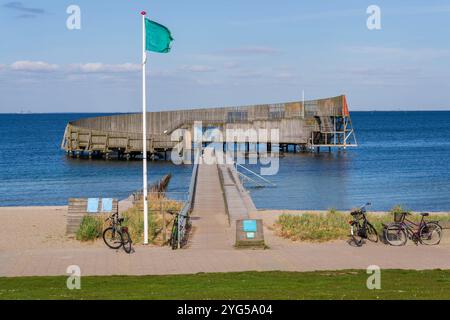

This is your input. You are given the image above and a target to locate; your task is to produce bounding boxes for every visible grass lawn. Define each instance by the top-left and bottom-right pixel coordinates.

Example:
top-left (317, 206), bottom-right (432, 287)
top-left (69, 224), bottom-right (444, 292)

top-left (1, 270), bottom-right (450, 300)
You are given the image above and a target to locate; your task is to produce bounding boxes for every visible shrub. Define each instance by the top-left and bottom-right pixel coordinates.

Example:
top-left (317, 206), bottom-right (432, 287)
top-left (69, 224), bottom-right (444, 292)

top-left (76, 215), bottom-right (103, 241)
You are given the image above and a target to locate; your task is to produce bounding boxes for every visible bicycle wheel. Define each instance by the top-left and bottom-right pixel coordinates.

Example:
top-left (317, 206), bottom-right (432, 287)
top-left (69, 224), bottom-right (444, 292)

top-left (366, 222), bottom-right (379, 243)
top-left (350, 224), bottom-right (363, 247)
top-left (103, 227), bottom-right (122, 249)
top-left (384, 224), bottom-right (407, 246)
top-left (121, 229), bottom-right (133, 253)
top-left (419, 222), bottom-right (442, 245)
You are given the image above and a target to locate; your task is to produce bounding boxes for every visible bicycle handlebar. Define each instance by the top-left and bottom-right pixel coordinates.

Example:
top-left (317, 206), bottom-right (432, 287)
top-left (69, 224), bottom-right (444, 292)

top-left (361, 202), bottom-right (371, 209)
top-left (167, 210), bottom-right (189, 218)
top-left (350, 202), bottom-right (371, 216)
top-left (360, 202), bottom-right (371, 212)
top-left (105, 212), bottom-right (119, 221)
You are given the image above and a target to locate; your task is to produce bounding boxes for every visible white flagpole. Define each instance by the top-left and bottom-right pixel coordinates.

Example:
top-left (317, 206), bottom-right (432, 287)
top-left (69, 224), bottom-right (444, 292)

top-left (141, 11), bottom-right (149, 245)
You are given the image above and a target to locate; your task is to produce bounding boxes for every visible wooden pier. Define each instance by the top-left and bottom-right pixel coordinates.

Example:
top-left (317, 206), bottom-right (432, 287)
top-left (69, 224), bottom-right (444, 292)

top-left (189, 151), bottom-right (256, 249)
top-left (61, 94), bottom-right (357, 159)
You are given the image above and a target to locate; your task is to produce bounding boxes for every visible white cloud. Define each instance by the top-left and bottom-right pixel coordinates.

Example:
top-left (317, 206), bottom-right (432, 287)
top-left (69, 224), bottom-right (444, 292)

top-left (387, 4), bottom-right (450, 16)
top-left (230, 9), bottom-right (359, 26)
top-left (3, 1), bottom-right (46, 19)
top-left (180, 65), bottom-right (216, 73)
top-left (11, 60), bottom-right (59, 72)
top-left (347, 67), bottom-right (420, 78)
top-left (344, 46), bottom-right (450, 61)
top-left (275, 72), bottom-right (295, 79)
top-left (223, 62), bottom-right (239, 70)
top-left (221, 46), bottom-right (281, 55)
top-left (230, 5), bottom-right (450, 26)
top-left (72, 62), bottom-right (141, 73)
top-left (231, 70), bottom-right (264, 79)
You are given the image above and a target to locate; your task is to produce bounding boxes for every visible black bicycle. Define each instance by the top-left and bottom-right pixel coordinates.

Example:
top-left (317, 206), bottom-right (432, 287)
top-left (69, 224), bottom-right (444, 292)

top-left (384, 212), bottom-right (442, 246)
top-left (349, 203), bottom-right (379, 246)
top-left (167, 210), bottom-right (190, 250)
top-left (102, 212), bottom-right (133, 253)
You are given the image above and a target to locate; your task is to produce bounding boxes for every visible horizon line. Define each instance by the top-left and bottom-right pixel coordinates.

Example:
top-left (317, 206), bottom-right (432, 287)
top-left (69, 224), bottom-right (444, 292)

top-left (2, 109), bottom-right (450, 115)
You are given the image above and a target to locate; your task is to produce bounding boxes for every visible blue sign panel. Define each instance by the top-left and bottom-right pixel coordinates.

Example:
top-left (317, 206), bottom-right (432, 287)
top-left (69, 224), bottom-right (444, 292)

top-left (87, 198), bottom-right (99, 213)
top-left (243, 220), bottom-right (257, 232)
top-left (101, 198), bottom-right (113, 212)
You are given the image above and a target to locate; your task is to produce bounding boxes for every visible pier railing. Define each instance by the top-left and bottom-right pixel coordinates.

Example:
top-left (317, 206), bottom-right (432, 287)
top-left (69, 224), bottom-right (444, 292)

top-left (234, 162), bottom-right (276, 188)
top-left (176, 151), bottom-right (200, 248)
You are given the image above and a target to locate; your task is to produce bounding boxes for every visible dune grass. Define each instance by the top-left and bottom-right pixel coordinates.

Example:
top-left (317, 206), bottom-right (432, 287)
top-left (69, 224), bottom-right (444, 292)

top-left (1, 270), bottom-right (450, 300)
top-left (76, 215), bottom-right (102, 241)
top-left (275, 206), bottom-right (450, 242)
top-left (123, 194), bottom-right (183, 244)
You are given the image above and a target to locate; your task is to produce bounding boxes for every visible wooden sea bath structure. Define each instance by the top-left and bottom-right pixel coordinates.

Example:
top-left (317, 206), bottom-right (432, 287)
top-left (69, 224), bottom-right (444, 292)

top-left (61, 95), bottom-right (357, 160)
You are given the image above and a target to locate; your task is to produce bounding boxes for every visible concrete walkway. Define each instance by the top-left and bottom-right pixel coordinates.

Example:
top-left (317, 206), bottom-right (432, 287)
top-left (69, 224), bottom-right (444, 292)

top-left (2, 232), bottom-right (450, 277)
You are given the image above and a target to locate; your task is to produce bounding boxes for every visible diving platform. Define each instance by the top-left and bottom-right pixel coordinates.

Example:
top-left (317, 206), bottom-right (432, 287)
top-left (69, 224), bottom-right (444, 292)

top-left (61, 94), bottom-right (357, 159)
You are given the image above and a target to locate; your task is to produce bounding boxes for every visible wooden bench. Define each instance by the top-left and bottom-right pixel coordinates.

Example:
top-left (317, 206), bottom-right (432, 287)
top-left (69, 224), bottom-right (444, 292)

top-left (66, 198), bottom-right (118, 235)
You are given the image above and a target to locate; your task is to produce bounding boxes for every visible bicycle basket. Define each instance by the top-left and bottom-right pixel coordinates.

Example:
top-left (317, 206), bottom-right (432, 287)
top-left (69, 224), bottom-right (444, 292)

top-left (394, 212), bottom-right (406, 223)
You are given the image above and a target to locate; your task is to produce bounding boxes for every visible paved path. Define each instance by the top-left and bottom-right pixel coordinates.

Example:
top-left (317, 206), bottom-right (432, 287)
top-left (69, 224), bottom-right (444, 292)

top-left (2, 232), bottom-right (450, 277)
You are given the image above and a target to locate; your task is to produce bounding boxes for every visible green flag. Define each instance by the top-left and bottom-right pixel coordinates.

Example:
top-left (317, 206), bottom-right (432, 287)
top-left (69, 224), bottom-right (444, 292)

top-left (145, 19), bottom-right (173, 53)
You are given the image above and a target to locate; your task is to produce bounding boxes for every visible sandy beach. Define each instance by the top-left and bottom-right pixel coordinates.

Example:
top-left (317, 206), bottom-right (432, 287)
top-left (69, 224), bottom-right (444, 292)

top-left (0, 206), bottom-right (103, 251)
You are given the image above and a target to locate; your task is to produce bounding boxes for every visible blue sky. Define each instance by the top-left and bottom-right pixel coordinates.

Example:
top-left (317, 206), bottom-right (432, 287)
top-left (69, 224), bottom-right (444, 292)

top-left (0, 0), bottom-right (449, 113)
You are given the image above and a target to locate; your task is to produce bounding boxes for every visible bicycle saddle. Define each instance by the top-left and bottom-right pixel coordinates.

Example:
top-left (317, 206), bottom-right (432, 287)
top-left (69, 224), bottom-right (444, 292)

top-left (420, 212), bottom-right (429, 216)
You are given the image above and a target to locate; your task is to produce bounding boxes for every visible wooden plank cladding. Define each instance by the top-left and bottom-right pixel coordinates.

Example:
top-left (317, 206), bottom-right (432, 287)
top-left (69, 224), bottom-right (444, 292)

top-left (61, 94), bottom-right (357, 158)
top-left (66, 198), bottom-right (118, 235)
